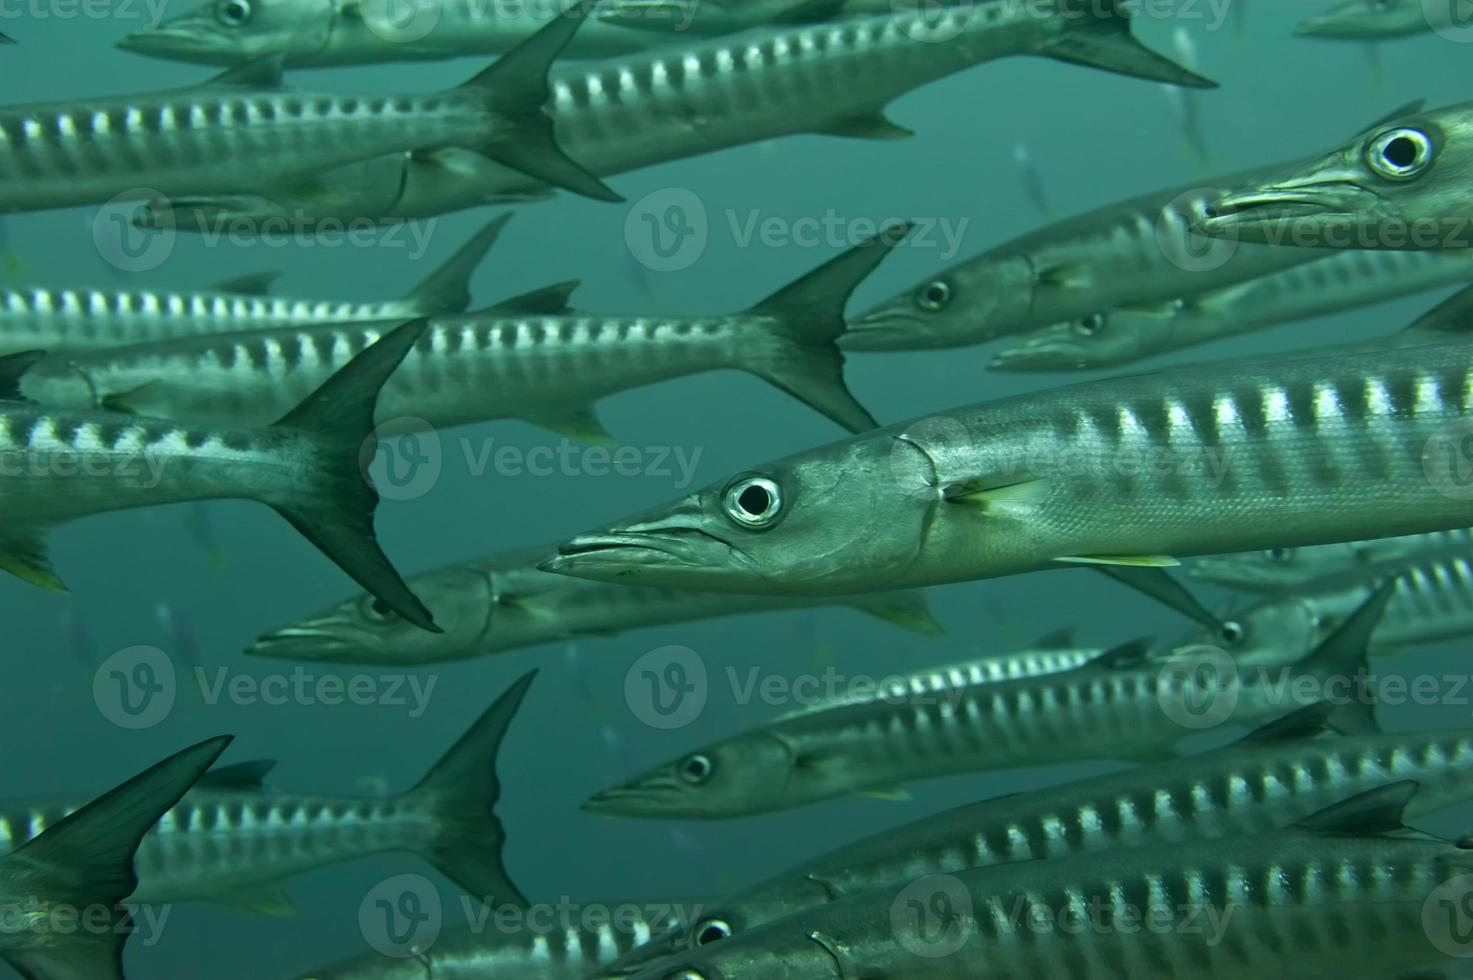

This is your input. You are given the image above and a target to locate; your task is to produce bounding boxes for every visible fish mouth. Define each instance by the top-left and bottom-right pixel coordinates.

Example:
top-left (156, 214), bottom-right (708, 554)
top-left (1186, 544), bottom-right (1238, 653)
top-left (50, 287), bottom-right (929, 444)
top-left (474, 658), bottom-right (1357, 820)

top-left (838, 307), bottom-right (928, 352)
top-left (988, 338), bottom-right (1086, 373)
top-left (116, 26), bottom-right (233, 60)
top-left (247, 622), bottom-right (383, 664)
top-left (541, 527), bottom-right (750, 581)
top-left (1197, 181), bottom-right (1376, 240)
top-left (582, 776), bottom-right (684, 816)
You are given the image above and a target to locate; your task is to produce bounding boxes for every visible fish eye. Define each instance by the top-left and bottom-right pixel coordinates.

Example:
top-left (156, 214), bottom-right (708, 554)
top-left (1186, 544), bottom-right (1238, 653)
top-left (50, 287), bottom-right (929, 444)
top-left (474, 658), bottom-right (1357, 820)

top-left (360, 596), bottom-right (399, 624)
top-left (215, 0), bottom-right (252, 25)
top-left (1366, 128), bottom-right (1433, 180)
top-left (1264, 547), bottom-right (1292, 563)
top-left (1074, 313), bottom-right (1106, 336)
top-left (722, 476), bottom-right (783, 528)
top-left (1218, 620), bottom-right (1244, 645)
top-left (915, 279), bottom-right (952, 311)
top-left (693, 918), bottom-right (733, 945)
top-left (665, 972), bottom-right (706, 980)
top-left (678, 753), bottom-right (715, 785)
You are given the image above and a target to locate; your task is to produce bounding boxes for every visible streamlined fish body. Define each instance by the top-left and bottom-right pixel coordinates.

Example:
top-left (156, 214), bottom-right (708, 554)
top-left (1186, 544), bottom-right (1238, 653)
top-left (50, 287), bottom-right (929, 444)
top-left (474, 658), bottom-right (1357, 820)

top-left (549, 340), bottom-right (1473, 598)
top-left (140, 0), bottom-right (1213, 228)
top-left (601, 704), bottom-right (1473, 975)
top-left (0, 320), bottom-right (434, 629)
top-left (22, 231), bottom-right (902, 439)
top-left (1296, 0), bottom-right (1433, 39)
top-left (1190, 528), bottom-right (1473, 592)
top-left (0, 12), bottom-right (617, 214)
top-left (990, 248), bottom-right (1473, 372)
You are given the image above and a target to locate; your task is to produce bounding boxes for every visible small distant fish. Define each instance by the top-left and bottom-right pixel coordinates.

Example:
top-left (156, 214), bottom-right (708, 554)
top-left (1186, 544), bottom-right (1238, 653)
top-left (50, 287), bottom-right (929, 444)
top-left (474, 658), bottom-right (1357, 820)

top-left (155, 601), bottom-right (200, 670)
top-left (0, 320), bottom-right (434, 631)
top-left (0, 736), bottom-right (227, 979)
top-left (1190, 528), bottom-right (1473, 592)
top-left (1296, 0), bottom-right (1432, 40)
top-left (59, 608), bottom-right (97, 670)
top-left (1012, 143), bottom-right (1051, 218)
top-left (1162, 27), bottom-right (1209, 164)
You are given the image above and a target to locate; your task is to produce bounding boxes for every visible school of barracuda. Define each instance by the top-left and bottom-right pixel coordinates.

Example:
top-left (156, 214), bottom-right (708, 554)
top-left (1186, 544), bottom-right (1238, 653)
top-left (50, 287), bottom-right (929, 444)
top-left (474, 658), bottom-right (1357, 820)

top-left (8, 2), bottom-right (1473, 978)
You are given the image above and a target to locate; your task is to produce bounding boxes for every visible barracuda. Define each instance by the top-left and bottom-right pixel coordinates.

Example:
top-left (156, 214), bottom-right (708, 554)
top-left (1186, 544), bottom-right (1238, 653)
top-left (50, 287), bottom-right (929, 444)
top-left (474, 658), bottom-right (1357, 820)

top-left (632, 782), bottom-right (1464, 980)
top-left (136, 0), bottom-right (1215, 229)
top-left (989, 248), bottom-right (1473, 372)
top-left (0, 8), bottom-right (617, 214)
top-left (0, 215), bottom-right (508, 357)
top-left (0, 319), bottom-right (434, 630)
top-left (119, 0), bottom-right (680, 66)
top-left (247, 542), bottom-right (950, 666)
top-left (597, 701), bottom-right (1473, 976)
top-left (0, 672), bottom-right (534, 914)
top-left (580, 588), bottom-right (1389, 819)
top-left (1200, 100), bottom-right (1473, 250)
top-left (546, 338), bottom-right (1473, 598)
top-left (1190, 528), bottom-right (1473, 593)
top-left (0, 736), bottom-right (226, 980)
top-left (1296, 0), bottom-right (1434, 39)
top-left (21, 230), bottom-right (902, 439)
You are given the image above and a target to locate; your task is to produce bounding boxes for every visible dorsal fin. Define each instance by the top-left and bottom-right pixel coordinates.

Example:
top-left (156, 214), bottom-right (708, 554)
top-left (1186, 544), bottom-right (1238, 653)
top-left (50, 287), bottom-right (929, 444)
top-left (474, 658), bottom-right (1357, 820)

top-left (405, 213), bottom-right (512, 313)
top-left (1292, 781), bottom-right (1417, 836)
top-left (479, 280), bottom-right (580, 315)
top-left (0, 350), bottom-right (45, 400)
top-left (1089, 637), bottom-right (1154, 671)
top-left (1238, 702), bottom-right (1336, 746)
top-left (1031, 627), bottom-right (1075, 649)
top-left (204, 55), bottom-right (285, 89)
top-left (194, 759), bottom-right (276, 791)
top-left (212, 272), bottom-right (281, 296)
top-left (1402, 283), bottom-right (1473, 334)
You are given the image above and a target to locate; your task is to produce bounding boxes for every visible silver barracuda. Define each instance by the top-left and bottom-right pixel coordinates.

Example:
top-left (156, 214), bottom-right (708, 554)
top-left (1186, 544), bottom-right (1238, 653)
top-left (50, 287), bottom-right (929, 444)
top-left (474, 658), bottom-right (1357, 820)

top-left (1200, 100), bottom-right (1473, 251)
top-left (1189, 528), bottom-right (1473, 593)
top-left (1296, 0), bottom-right (1435, 40)
top-left (545, 338), bottom-right (1473, 598)
top-left (0, 8), bottom-right (618, 214)
top-left (0, 215), bottom-right (509, 357)
top-left (247, 542), bottom-right (948, 666)
top-left (628, 782), bottom-right (1463, 980)
top-left (598, 700), bottom-right (1473, 976)
top-left (136, 0), bottom-right (1215, 230)
top-left (843, 157), bottom-right (1327, 352)
top-left (120, 0), bottom-right (683, 66)
top-left (989, 248), bottom-right (1473, 372)
top-left (19, 230), bottom-right (903, 439)
top-left (580, 588), bottom-right (1389, 819)
top-left (0, 319), bottom-right (435, 630)
top-left (0, 736), bottom-right (228, 980)
top-left (0, 672), bottom-right (533, 913)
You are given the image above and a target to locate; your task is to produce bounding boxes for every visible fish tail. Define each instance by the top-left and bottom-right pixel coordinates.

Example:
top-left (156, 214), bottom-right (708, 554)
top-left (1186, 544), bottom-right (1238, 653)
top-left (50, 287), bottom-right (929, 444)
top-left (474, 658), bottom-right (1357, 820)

top-left (1040, 0), bottom-right (1218, 89)
top-left (0, 736), bottom-right (229, 980)
top-left (404, 671), bottom-right (536, 908)
top-left (742, 224), bottom-right (911, 433)
top-left (268, 319), bottom-right (438, 633)
top-left (456, 5), bottom-right (622, 203)
top-left (404, 212), bottom-right (513, 314)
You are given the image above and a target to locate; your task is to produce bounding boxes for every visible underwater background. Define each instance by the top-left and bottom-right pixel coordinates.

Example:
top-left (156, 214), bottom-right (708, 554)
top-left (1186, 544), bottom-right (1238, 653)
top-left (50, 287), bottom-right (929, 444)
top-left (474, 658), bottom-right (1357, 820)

top-left (4, 2), bottom-right (1472, 976)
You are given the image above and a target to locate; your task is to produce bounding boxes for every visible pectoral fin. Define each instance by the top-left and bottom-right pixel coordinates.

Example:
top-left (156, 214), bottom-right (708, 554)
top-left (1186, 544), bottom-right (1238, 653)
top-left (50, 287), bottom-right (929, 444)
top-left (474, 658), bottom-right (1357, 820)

top-left (817, 112), bottom-right (914, 140)
top-left (1055, 554), bottom-right (1180, 568)
top-left (527, 407), bottom-right (614, 448)
top-left (0, 528), bottom-right (65, 591)
top-left (101, 380), bottom-right (164, 416)
top-left (857, 786), bottom-right (911, 801)
top-left (221, 886), bottom-right (298, 916)
top-left (943, 478), bottom-right (1048, 512)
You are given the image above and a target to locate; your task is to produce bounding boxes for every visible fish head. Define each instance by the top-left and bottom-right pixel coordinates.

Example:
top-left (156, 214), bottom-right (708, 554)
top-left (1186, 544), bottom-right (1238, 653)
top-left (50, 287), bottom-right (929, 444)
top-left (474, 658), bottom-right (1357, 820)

top-left (1295, 0), bottom-right (1427, 39)
top-left (1188, 546), bottom-right (1341, 592)
top-left (842, 254), bottom-right (1036, 351)
top-left (583, 732), bottom-right (805, 818)
top-left (545, 436), bottom-right (933, 594)
top-left (1168, 593), bottom-right (1325, 667)
top-left (988, 305), bottom-right (1175, 373)
top-left (292, 954), bottom-right (433, 980)
top-left (627, 932), bottom-right (844, 980)
top-left (117, 0), bottom-right (334, 64)
top-left (1199, 102), bottom-right (1473, 250)
top-left (247, 564), bottom-right (498, 665)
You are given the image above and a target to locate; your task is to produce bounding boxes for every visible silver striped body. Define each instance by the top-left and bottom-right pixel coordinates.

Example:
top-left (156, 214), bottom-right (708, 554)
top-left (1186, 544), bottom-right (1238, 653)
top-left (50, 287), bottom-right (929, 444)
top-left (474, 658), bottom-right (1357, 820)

top-left (658, 830), bottom-right (1459, 979)
top-left (0, 789), bottom-right (441, 906)
top-left (0, 82), bottom-right (492, 213)
top-left (251, 544), bottom-right (944, 665)
top-left (991, 248), bottom-right (1473, 372)
top-left (1190, 528), bottom-right (1473, 592)
top-left (23, 314), bottom-right (801, 431)
top-left (605, 728), bottom-right (1473, 973)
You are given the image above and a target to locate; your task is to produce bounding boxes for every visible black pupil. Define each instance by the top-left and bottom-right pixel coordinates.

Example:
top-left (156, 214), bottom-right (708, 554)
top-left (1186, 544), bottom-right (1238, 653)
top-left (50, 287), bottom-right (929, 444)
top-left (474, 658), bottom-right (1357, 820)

top-left (686, 757), bottom-right (708, 776)
top-left (370, 598), bottom-right (394, 618)
top-left (1082, 316), bottom-right (1101, 332)
top-left (1384, 136), bottom-right (1418, 169)
top-left (1220, 623), bottom-right (1242, 643)
top-left (697, 924), bottom-right (727, 944)
top-left (226, 2), bottom-right (246, 18)
top-left (738, 485), bottom-right (770, 516)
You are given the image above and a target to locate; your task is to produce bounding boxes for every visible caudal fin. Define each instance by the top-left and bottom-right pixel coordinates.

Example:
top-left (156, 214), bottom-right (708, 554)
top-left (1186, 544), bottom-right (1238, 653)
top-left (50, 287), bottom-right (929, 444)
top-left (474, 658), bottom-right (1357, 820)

top-left (742, 224), bottom-right (910, 433)
top-left (406, 670), bottom-right (536, 908)
top-left (458, 5), bottom-right (622, 203)
top-left (270, 319), bottom-right (438, 633)
top-left (0, 736), bottom-right (229, 980)
top-left (404, 213), bottom-right (512, 314)
top-left (1042, 0), bottom-right (1218, 89)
